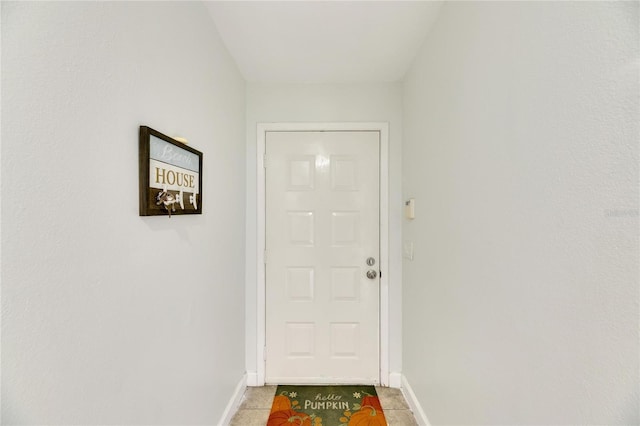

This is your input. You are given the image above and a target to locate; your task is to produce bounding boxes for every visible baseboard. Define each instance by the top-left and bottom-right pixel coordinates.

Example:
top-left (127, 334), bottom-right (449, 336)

top-left (217, 374), bottom-right (247, 426)
top-left (401, 375), bottom-right (431, 426)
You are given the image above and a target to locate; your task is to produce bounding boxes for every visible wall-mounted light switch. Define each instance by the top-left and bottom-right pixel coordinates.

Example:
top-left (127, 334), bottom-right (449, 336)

top-left (405, 198), bottom-right (415, 219)
top-left (403, 241), bottom-right (414, 261)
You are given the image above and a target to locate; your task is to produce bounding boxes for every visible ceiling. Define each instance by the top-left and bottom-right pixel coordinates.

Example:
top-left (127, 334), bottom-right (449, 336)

top-left (205, 1), bottom-right (443, 83)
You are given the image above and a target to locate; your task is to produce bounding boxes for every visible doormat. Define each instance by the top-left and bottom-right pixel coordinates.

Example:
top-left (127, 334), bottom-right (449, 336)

top-left (267, 385), bottom-right (387, 426)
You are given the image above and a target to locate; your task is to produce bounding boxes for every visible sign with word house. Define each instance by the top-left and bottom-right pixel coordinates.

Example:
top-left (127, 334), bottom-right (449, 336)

top-left (139, 126), bottom-right (203, 216)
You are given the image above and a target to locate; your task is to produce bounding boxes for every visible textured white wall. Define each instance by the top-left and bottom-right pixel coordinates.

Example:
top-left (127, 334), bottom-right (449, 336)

top-left (1, 2), bottom-right (246, 424)
top-left (402, 2), bottom-right (639, 424)
top-left (245, 83), bottom-right (404, 382)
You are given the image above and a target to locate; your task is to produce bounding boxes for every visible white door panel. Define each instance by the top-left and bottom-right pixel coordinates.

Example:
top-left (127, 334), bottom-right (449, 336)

top-left (265, 131), bottom-right (380, 384)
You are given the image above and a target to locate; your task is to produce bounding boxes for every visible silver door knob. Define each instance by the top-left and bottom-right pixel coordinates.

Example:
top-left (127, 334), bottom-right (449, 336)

top-left (366, 270), bottom-right (378, 279)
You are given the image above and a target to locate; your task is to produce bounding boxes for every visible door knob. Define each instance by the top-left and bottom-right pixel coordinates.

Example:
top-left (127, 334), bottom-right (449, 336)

top-left (366, 257), bottom-right (376, 266)
top-left (366, 270), bottom-right (378, 279)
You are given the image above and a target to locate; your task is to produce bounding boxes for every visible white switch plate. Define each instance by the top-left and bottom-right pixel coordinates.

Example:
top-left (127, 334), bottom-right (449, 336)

top-left (403, 241), bottom-right (414, 260)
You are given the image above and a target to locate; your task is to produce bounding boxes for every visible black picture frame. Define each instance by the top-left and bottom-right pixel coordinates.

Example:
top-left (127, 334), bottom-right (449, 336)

top-left (139, 126), bottom-right (203, 217)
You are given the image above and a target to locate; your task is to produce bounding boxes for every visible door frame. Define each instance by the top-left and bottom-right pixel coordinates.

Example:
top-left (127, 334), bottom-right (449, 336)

top-left (256, 122), bottom-right (390, 386)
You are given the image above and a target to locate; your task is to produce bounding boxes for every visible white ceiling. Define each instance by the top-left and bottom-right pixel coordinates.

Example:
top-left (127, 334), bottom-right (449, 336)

top-left (205, 1), bottom-right (442, 83)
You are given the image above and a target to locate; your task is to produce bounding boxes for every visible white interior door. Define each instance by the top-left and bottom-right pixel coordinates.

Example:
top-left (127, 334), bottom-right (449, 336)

top-left (265, 131), bottom-right (380, 384)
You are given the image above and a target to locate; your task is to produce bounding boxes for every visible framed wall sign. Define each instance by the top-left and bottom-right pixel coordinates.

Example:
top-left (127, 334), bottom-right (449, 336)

top-left (139, 126), bottom-right (203, 217)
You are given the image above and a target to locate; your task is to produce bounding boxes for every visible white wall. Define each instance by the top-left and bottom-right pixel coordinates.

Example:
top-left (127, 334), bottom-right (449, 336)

top-left (402, 1), bottom-right (638, 425)
top-left (245, 83), bottom-right (403, 383)
top-left (1, 2), bottom-right (246, 424)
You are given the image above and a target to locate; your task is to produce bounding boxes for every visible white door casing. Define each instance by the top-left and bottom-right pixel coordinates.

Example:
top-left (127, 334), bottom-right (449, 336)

top-left (265, 131), bottom-right (380, 384)
top-left (255, 122), bottom-right (390, 387)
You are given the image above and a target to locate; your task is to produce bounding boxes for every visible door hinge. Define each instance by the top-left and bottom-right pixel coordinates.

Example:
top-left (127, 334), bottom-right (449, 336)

top-left (263, 153), bottom-right (267, 168)
top-left (263, 346), bottom-right (267, 361)
top-left (264, 250), bottom-right (268, 264)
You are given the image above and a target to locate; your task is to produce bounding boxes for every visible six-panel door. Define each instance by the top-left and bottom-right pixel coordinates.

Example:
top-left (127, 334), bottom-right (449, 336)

top-left (265, 131), bottom-right (380, 384)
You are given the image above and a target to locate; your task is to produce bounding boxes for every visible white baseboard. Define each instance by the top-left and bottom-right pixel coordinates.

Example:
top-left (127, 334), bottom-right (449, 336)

top-left (401, 375), bottom-right (431, 426)
top-left (217, 374), bottom-right (247, 426)
top-left (388, 372), bottom-right (402, 388)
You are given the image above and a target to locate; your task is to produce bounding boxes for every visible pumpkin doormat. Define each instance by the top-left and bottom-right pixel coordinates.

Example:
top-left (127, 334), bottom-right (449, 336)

top-left (267, 385), bottom-right (387, 426)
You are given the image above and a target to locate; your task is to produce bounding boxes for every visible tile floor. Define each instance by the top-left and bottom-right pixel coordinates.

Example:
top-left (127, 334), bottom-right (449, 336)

top-left (229, 385), bottom-right (419, 425)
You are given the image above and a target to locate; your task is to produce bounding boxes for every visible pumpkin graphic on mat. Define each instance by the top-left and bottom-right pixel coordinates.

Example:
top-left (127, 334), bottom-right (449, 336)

top-left (360, 396), bottom-right (383, 412)
top-left (347, 405), bottom-right (386, 426)
top-left (267, 409), bottom-right (312, 426)
top-left (271, 394), bottom-right (292, 411)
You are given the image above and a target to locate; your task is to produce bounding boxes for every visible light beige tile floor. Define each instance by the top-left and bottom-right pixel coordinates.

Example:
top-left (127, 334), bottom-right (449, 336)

top-left (229, 385), bottom-right (418, 425)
